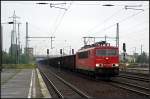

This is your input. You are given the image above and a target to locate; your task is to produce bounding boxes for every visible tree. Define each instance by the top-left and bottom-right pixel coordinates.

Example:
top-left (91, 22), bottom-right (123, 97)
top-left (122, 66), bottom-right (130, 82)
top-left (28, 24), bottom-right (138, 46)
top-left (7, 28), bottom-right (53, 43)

top-left (136, 52), bottom-right (149, 63)
top-left (2, 51), bottom-right (16, 64)
top-left (2, 50), bottom-right (31, 64)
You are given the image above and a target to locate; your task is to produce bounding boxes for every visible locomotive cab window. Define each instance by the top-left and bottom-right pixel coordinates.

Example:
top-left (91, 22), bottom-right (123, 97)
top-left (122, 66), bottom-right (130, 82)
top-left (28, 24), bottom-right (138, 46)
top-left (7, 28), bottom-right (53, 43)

top-left (78, 51), bottom-right (89, 59)
top-left (96, 49), bottom-right (117, 56)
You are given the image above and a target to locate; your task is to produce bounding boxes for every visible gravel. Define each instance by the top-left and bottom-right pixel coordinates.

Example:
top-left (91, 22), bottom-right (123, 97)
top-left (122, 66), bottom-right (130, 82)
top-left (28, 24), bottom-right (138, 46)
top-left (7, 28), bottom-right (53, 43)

top-left (39, 65), bottom-right (149, 99)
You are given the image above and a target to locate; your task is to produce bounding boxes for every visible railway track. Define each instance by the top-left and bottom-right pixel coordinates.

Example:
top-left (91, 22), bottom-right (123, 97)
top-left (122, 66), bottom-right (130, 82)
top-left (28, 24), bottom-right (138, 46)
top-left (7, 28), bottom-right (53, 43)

top-left (38, 65), bottom-right (149, 98)
top-left (110, 71), bottom-right (150, 97)
top-left (120, 71), bottom-right (149, 78)
top-left (118, 74), bottom-right (149, 82)
top-left (38, 67), bottom-right (91, 98)
top-left (111, 78), bottom-right (150, 96)
top-left (70, 70), bottom-right (150, 97)
top-left (52, 67), bottom-right (150, 97)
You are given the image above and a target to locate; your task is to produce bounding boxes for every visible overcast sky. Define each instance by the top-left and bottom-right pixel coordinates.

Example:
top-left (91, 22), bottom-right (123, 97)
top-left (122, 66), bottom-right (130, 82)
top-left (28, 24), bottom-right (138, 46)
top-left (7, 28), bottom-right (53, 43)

top-left (1, 1), bottom-right (149, 55)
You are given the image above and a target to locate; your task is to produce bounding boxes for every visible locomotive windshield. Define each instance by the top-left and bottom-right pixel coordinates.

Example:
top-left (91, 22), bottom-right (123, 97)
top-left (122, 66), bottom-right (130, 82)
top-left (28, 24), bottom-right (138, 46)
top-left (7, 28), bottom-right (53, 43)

top-left (96, 49), bottom-right (118, 56)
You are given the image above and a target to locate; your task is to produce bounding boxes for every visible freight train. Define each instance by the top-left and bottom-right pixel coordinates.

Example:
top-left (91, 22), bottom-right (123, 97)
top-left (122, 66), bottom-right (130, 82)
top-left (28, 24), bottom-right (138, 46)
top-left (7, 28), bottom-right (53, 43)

top-left (38, 41), bottom-right (119, 78)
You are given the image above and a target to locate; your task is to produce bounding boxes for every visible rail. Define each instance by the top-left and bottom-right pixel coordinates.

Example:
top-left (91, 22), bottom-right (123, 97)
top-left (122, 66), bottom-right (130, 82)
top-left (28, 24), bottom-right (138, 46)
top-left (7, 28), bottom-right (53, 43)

top-left (38, 67), bottom-right (91, 98)
top-left (110, 79), bottom-right (150, 97)
top-left (39, 69), bottom-right (64, 98)
top-left (118, 74), bottom-right (149, 82)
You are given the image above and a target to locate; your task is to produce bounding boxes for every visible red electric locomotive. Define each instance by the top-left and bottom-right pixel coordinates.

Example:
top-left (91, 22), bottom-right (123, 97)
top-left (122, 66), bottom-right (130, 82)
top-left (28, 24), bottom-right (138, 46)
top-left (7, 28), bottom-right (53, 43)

top-left (76, 41), bottom-right (119, 77)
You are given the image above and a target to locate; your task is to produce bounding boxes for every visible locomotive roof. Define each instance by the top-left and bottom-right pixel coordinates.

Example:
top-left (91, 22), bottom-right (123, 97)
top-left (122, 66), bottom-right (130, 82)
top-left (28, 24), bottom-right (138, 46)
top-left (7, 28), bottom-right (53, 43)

top-left (77, 45), bottom-right (118, 52)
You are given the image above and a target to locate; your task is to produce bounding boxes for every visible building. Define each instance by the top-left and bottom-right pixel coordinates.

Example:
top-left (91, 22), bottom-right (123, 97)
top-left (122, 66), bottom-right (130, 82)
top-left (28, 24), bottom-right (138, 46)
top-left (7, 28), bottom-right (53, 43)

top-left (24, 47), bottom-right (33, 57)
top-left (119, 53), bottom-right (136, 63)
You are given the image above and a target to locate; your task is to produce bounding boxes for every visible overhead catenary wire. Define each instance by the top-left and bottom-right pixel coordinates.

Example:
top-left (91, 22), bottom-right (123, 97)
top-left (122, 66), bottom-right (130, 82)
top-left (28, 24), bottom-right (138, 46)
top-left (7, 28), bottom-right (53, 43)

top-left (118, 8), bottom-right (148, 23)
top-left (29, 23), bottom-right (50, 35)
top-left (52, 1), bottom-right (73, 35)
top-left (120, 27), bottom-right (148, 53)
top-left (51, 3), bottom-right (67, 36)
top-left (85, 5), bottom-right (146, 36)
top-left (120, 27), bottom-right (148, 38)
top-left (50, 2), bottom-right (72, 36)
top-left (121, 20), bottom-right (148, 31)
top-left (116, 8), bottom-right (149, 34)
top-left (50, 2), bottom-right (73, 53)
top-left (2, 1), bottom-right (149, 6)
top-left (52, 1), bottom-right (73, 36)
top-left (52, 10), bottom-right (66, 36)
top-left (93, 7), bottom-right (148, 34)
top-left (86, 8), bottom-right (123, 35)
top-left (51, 9), bottom-right (62, 36)
top-left (85, 8), bottom-right (147, 47)
top-left (94, 23), bottom-right (116, 34)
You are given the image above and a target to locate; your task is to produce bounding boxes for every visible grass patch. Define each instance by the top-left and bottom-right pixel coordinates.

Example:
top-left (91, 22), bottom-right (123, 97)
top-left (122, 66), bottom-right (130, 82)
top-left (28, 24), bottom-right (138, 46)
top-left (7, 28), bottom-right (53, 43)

top-left (2, 64), bottom-right (37, 69)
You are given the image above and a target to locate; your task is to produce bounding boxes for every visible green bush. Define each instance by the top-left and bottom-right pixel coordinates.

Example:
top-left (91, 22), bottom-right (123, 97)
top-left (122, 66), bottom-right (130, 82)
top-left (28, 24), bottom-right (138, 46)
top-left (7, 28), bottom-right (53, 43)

top-left (2, 64), bottom-right (36, 69)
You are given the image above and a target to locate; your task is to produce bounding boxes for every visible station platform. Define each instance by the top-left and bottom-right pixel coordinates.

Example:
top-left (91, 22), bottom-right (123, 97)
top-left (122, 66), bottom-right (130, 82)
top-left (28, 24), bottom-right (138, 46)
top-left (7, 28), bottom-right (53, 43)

top-left (1, 68), bottom-right (51, 98)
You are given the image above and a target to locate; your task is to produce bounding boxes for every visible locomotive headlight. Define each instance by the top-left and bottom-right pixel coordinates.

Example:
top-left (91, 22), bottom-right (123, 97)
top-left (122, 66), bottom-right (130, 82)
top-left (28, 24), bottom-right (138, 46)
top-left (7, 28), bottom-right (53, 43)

top-left (96, 64), bottom-right (100, 67)
top-left (112, 64), bottom-right (119, 67)
top-left (115, 64), bottom-right (119, 67)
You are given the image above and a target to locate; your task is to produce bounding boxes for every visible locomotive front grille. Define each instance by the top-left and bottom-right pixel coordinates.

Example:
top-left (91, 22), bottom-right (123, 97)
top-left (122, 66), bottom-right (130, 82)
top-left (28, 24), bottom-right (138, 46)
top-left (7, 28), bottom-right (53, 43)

top-left (95, 67), bottom-right (119, 76)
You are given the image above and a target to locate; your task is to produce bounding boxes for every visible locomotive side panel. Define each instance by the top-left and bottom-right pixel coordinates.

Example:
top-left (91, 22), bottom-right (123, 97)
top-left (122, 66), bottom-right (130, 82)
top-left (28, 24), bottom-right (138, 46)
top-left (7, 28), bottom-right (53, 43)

top-left (76, 46), bottom-right (119, 77)
top-left (76, 48), bottom-right (95, 71)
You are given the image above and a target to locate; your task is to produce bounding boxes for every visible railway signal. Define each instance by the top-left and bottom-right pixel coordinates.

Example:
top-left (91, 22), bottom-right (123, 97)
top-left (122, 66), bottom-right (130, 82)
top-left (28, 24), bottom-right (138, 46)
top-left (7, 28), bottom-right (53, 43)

top-left (123, 43), bottom-right (126, 62)
top-left (123, 43), bottom-right (126, 52)
top-left (60, 49), bottom-right (62, 55)
top-left (47, 49), bottom-right (49, 55)
top-left (8, 22), bottom-right (14, 24)
top-left (72, 49), bottom-right (74, 55)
